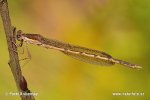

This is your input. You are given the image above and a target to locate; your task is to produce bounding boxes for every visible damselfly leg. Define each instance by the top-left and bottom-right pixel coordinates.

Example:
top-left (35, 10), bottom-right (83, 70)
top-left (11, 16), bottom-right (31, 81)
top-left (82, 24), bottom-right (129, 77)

top-left (19, 42), bottom-right (31, 67)
top-left (12, 31), bottom-right (32, 67)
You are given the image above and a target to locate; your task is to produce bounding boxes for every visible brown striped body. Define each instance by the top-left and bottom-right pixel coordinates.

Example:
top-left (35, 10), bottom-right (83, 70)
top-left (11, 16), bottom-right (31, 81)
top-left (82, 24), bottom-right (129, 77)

top-left (16, 30), bottom-right (142, 69)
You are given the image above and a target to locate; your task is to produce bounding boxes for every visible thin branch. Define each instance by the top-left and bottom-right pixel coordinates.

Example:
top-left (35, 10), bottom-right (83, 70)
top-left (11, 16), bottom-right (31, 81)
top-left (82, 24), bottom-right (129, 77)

top-left (0, 0), bottom-right (34, 100)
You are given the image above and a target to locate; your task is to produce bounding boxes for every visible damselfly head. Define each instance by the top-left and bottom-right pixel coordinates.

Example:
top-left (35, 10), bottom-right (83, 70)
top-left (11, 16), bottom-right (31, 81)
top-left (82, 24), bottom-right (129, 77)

top-left (17, 30), bottom-right (23, 41)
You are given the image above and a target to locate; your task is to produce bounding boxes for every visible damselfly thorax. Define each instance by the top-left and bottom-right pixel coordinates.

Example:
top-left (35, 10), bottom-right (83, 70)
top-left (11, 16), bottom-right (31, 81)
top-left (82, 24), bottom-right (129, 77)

top-left (16, 30), bottom-right (142, 69)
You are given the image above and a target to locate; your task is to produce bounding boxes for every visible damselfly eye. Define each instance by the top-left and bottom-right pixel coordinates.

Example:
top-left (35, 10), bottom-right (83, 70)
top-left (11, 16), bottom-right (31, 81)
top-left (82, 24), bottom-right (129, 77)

top-left (16, 30), bottom-right (23, 41)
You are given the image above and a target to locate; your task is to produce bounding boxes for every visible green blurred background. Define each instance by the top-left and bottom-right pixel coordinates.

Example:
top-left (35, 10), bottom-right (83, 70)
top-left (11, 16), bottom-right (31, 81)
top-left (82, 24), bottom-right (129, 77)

top-left (0, 0), bottom-right (150, 100)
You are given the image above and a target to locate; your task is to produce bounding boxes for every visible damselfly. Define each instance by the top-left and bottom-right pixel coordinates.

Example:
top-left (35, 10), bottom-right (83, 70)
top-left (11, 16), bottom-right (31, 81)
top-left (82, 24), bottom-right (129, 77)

top-left (16, 30), bottom-right (142, 69)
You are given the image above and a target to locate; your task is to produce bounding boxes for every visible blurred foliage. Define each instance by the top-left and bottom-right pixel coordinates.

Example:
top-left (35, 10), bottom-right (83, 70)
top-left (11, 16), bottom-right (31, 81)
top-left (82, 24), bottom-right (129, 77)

top-left (0, 0), bottom-right (149, 100)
